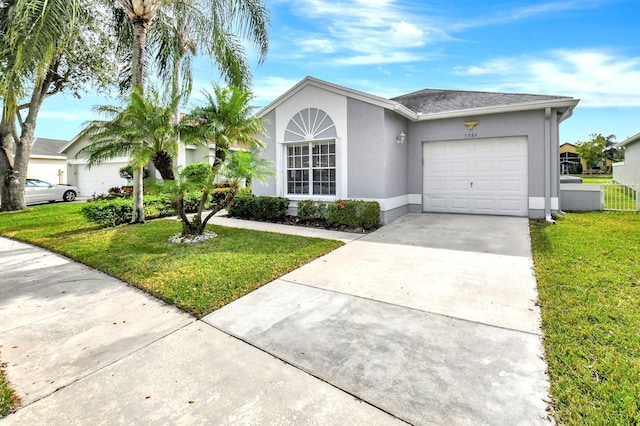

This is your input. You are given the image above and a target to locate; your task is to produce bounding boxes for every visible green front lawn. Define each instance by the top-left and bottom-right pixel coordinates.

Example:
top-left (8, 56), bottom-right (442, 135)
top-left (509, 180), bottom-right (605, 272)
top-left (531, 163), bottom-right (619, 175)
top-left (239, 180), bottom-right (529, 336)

top-left (530, 212), bottom-right (640, 425)
top-left (0, 203), bottom-right (344, 417)
top-left (0, 203), bottom-right (342, 318)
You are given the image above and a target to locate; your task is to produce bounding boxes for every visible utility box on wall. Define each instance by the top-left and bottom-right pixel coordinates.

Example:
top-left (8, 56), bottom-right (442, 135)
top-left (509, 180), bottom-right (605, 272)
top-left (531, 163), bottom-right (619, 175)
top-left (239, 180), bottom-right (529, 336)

top-left (560, 184), bottom-right (603, 211)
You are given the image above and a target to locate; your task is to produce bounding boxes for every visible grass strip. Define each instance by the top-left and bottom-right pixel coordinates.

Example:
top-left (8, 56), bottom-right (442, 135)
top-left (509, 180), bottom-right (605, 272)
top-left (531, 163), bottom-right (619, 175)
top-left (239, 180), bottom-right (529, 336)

top-left (530, 212), bottom-right (640, 425)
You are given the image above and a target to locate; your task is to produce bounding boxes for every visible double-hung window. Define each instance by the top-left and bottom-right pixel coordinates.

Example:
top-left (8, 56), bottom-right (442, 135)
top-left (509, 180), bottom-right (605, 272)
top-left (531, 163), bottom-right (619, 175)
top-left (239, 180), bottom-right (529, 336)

top-left (286, 140), bottom-right (336, 196)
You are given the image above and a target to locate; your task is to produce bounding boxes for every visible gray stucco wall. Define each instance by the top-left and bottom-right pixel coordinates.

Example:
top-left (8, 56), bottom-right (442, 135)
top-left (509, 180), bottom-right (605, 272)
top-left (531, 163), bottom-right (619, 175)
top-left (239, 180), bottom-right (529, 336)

top-left (253, 110), bottom-right (277, 196)
top-left (407, 109), bottom-right (564, 217)
top-left (613, 141), bottom-right (640, 185)
top-left (560, 184), bottom-right (603, 211)
top-left (346, 98), bottom-right (385, 198)
top-left (346, 98), bottom-right (409, 200)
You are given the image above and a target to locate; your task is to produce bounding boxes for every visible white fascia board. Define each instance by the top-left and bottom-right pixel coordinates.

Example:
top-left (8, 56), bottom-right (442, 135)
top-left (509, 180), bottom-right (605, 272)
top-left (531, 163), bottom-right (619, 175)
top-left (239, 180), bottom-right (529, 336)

top-left (30, 154), bottom-right (66, 160)
top-left (415, 98), bottom-right (579, 121)
top-left (617, 131), bottom-right (640, 148)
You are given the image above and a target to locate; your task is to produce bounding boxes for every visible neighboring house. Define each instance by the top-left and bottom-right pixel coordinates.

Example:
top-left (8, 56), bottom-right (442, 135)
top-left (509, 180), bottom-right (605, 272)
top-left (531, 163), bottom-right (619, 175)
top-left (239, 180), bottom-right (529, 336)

top-left (26, 138), bottom-right (69, 184)
top-left (253, 76), bottom-right (579, 223)
top-left (62, 133), bottom-right (242, 197)
top-left (559, 142), bottom-right (584, 174)
top-left (61, 134), bottom-right (130, 197)
top-left (560, 141), bottom-right (614, 174)
top-left (612, 132), bottom-right (640, 185)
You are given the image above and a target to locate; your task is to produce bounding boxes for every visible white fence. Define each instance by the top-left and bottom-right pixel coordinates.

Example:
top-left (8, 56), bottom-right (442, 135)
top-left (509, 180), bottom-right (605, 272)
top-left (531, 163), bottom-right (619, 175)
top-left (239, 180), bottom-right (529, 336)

top-left (602, 184), bottom-right (639, 211)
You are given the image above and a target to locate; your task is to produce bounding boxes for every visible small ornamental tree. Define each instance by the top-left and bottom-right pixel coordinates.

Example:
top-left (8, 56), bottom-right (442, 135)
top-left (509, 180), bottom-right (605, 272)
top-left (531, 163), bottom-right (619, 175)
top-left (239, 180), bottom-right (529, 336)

top-left (576, 134), bottom-right (608, 174)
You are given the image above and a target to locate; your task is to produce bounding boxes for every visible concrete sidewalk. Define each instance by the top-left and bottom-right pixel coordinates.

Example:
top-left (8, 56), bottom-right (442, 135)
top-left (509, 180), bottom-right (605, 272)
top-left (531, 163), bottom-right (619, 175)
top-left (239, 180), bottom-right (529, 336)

top-left (1, 214), bottom-right (551, 425)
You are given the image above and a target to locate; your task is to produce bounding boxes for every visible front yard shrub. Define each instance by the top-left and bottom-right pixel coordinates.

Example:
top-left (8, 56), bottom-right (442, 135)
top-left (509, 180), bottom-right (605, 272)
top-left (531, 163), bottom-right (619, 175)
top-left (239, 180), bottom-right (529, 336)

top-left (254, 196), bottom-right (289, 221)
top-left (227, 194), bottom-right (255, 219)
top-left (81, 195), bottom-right (175, 226)
top-left (81, 198), bottom-right (133, 226)
top-left (326, 199), bottom-right (381, 229)
top-left (297, 200), bottom-right (328, 222)
top-left (227, 195), bottom-right (289, 221)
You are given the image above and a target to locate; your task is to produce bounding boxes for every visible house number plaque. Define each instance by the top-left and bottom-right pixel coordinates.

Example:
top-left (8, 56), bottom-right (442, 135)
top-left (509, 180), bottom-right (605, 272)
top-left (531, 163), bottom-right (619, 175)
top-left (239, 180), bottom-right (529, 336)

top-left (463, 120), bottom-right (479, 139)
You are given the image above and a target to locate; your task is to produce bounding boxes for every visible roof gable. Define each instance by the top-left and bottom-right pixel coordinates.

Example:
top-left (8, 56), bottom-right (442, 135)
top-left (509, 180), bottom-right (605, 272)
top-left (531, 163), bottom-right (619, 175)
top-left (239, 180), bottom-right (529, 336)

top-left (618, 132), bottom-right (640, 148)
top-left (259, 76), bottom-right (579, 123)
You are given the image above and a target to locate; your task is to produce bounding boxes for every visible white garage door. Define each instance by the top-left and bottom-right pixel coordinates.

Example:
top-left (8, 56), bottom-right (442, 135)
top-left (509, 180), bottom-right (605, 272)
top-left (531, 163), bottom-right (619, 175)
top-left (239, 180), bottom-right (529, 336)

top-left (76, 162), bottom-right (129, 197)
top-left (423, 137), bottom-right (528, 216)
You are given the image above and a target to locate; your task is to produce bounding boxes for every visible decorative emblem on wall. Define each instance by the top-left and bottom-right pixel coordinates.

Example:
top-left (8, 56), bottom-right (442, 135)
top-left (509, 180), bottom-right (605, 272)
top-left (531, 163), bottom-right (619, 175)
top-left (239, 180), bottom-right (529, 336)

top-left (464, 120), bottom-right (479, 131)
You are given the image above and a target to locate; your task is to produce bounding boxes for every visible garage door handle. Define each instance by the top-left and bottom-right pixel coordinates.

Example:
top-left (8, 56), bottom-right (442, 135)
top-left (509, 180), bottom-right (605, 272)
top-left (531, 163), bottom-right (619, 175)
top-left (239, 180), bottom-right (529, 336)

top-left (470, 182), bottom-right (473, 188)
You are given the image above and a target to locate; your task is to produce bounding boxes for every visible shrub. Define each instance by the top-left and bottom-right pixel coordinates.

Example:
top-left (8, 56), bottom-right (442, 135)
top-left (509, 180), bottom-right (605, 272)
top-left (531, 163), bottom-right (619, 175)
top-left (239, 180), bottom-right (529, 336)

top-left (227, 195), bottom-right (289, 221)
top-left (297, 200), bottom-right (328, 222)
top-left (254, 196), bottom-right (289, 221)
top-left (326, 200), bottom-right (380, 229)
top-left (227, 195), bottom-right (255, 219)
top-left (81, 199), bottom-right (133, 226)
top-left (236, 187), bottom-right (252, 197)
top-left (183, 162), bottom-right (212, 184)
top-left (81, 195), bottom-right (175, 226)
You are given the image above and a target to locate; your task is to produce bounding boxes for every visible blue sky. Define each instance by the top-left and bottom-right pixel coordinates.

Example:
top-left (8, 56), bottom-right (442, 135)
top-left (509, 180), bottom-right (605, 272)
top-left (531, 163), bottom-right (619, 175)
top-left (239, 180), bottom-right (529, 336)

top-left (36, 0), bottom-right (640, 145)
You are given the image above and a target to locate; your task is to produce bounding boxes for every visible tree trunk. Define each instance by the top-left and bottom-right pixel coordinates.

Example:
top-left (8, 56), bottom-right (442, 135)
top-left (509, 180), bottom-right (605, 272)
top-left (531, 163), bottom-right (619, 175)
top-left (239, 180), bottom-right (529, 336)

top-left (131, 18), bottom-right (148, 90)
top-left (129, 18), bottom-right (148, 224)
top-left (0, 71), bottom-right (49, 211)
top-left (131, 166), bottom-right (145, 224)
top-left (151, 150), bottom-right (175, 180)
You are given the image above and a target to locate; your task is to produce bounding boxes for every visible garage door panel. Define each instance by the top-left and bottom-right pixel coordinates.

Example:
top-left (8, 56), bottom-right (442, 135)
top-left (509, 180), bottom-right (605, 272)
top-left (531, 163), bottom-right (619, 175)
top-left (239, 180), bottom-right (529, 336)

top-left (427, 161), bottom-right (447, 174)
top-left (423, 137), bottom-right (528, 216)
top-left (474, 182), bottom-right (499, 193)
top-left (427, 179), bottom-right (448, 192)
top-left (425, 196), bottom-right (448, 209)
top-left (499, 179), bottom-right (524, 192)
top-left (473, 160), bottom-right (495, 173)
top-left (451, 180), bottom-right (471, 191)
top-left (450, 198), bottom-right (471, 209)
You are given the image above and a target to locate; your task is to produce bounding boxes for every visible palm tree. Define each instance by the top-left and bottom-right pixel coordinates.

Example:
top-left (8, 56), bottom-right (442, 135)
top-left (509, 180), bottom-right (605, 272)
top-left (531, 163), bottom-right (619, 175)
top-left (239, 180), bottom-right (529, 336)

top-left (173, 84), bottom-right (267, 237)
top-left (116, 0), bottom-right (162, 223)
top-left (112, 0), bottom-right (269, 223)
top-left (78, 85), bottom-right (181, 181)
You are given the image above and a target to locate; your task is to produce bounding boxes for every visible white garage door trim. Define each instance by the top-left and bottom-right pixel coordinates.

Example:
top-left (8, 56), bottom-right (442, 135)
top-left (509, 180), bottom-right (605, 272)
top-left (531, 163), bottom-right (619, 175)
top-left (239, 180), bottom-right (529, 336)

top-left (423, 137), bottom-right (528, 216)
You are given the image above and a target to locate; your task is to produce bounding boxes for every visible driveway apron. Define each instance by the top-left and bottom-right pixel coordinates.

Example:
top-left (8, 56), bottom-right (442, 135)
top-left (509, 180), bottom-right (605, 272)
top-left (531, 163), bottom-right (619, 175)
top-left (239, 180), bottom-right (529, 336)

top-left (205, 213), bottom-right (551, 425)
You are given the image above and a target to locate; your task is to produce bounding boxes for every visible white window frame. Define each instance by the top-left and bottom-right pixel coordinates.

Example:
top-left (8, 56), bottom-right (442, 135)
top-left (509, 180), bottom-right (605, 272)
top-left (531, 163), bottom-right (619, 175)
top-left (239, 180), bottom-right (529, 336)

top-left (284, 138), bottom-right (337, 200)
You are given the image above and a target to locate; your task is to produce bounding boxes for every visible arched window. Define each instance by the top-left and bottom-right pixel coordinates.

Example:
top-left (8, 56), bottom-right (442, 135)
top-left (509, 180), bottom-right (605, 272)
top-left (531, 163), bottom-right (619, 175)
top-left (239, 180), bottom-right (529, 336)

top-left (284, 108), bottom-right (337, 196)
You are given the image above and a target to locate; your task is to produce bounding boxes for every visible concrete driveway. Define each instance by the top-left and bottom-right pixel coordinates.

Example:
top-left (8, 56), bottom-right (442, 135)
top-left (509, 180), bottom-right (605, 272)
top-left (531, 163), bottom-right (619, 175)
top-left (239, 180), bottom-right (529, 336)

top-left (205, 213), bottom-right (551, 425)
top-left (2, 213), bottom-right (550, 425)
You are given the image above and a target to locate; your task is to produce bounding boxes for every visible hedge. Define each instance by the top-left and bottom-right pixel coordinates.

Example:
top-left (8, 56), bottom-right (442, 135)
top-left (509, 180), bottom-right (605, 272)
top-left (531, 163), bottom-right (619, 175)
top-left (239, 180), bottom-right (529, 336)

top-left (81, 190), bottom-right (233, 227)
top-left (227, 195), bottom-right (289, 221)
top-left (297, 200), bottom-right (328, 222)
top-left (326, 199), bottom-right (380, 229)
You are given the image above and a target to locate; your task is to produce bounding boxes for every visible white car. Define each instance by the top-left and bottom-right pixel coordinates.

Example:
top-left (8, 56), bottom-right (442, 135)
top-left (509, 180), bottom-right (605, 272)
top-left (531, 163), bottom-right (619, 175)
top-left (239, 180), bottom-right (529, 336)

top-left (25, 179), bottom-right (79, 204)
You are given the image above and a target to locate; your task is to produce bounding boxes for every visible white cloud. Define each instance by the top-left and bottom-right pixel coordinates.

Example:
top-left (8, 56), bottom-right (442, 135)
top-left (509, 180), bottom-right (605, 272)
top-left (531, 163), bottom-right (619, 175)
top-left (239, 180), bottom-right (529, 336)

top-left (281, 0), bottom-right (440, 65)
top-left (451, 50), bottom-right (640, 107)
top-left (253, 76), bottom-right (302, 106)
top-left (335, 52), bottom-right (424, 65)
top-left (298, 37), bottom-right (336, 53)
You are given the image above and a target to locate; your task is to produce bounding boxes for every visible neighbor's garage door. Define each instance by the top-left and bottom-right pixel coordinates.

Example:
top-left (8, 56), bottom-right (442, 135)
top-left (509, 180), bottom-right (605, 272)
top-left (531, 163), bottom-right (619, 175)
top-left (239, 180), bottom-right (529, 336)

top-left (76, 162), bottom-right (128, 197)
top-left (423, 137), bottom-right (528, 216)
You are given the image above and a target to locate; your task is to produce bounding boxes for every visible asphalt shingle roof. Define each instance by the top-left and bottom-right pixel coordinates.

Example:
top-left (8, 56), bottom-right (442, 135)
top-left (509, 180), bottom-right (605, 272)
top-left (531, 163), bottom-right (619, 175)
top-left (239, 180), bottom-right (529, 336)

top-left (30, 138), bottom-right (69, 156)
top-left (391, 89), bottom-right (573, 115)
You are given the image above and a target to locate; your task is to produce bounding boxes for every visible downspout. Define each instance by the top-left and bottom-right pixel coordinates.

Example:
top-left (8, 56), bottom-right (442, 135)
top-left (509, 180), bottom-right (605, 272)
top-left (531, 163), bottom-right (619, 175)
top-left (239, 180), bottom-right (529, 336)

top-left (544, 107), bottom-right (555, 224)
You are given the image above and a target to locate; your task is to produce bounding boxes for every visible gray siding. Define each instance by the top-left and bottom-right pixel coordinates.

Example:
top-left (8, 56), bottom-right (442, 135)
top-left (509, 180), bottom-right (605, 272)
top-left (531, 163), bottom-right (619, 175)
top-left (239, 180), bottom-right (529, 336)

top-left (346, 98), bottom-right (385, 198)
top-left (407, 109), bottom-right (552, 202)
top-left (613, 141), bottom-right (640, 185)
top-left (346, 98), bottom-right (409, 199)
top-left (253, 110), bottom-right (277, 196)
